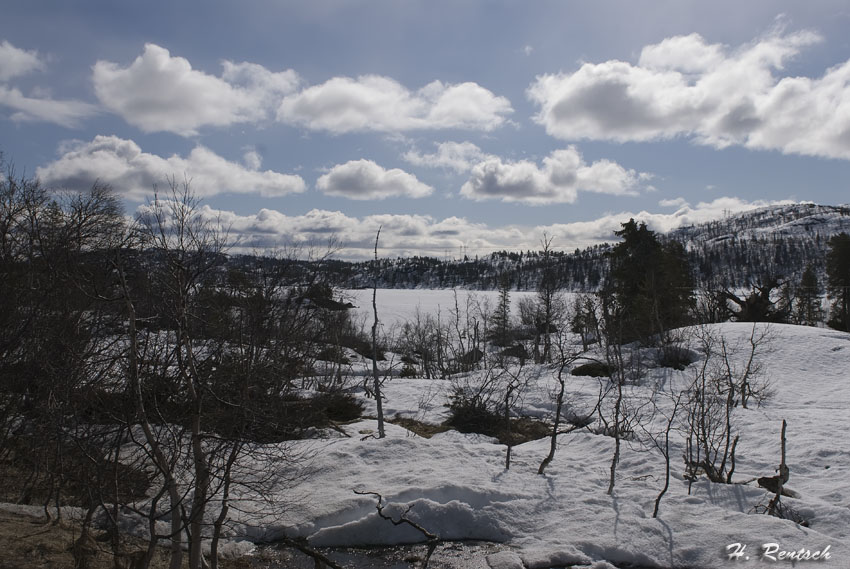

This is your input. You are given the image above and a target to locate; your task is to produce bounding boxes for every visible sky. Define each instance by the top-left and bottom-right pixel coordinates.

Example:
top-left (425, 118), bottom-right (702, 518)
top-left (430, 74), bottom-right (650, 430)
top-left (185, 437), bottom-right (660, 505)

top-left (2, 1), bottom-right (850, 259)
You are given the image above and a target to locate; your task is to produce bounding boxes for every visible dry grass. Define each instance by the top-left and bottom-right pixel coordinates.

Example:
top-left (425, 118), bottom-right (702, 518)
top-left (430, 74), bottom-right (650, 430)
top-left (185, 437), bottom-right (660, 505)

top-left (389, 416), bottom-right (451, 438)
top-left (0, 509), bottom-right (254, 569)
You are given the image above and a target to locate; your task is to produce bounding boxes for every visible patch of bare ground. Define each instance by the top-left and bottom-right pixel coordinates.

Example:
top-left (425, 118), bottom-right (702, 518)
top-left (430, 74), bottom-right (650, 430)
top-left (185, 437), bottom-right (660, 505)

top-left (390, 414), bottom-right (550, 444)
top-left (389, 416), bottom-right (451, 438)
top-left (0, 509), bottom-right (252, 569)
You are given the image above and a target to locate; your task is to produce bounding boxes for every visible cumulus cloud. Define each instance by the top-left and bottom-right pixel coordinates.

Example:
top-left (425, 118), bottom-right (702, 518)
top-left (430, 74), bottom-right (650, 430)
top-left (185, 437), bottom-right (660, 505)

top-left (528, 29), bottom-right (850, 160)
top-left (316, 159), bottom-right (433, 200)
top-left (35, 135), bottom-right (306, 201)
top-left (92, 44), bottom-right (512, 136)
top-left (0, 40), bottom-right (45, 81)
top-left (171, 196), bottom-right (791, 260)
top-left (403, 141), bottom-right (491, 173)
top-left (93, 44), bottom-right (300, 135)
top-left (277, 75), bottom-right (513, 133)
top-left (460, 146), bottom-right (647, 204)
top-left (163, 205), bottom-right (519, 259)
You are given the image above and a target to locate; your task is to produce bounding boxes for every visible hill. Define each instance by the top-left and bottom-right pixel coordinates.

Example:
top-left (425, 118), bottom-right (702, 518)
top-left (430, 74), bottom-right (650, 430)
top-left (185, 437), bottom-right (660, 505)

top-left (284, 203), bottom-right (850, 292)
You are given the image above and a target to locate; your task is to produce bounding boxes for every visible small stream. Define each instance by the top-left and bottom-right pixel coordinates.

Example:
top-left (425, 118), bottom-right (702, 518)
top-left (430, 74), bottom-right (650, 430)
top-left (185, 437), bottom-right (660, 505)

top-left (246, 540), bottom-right (509, 568)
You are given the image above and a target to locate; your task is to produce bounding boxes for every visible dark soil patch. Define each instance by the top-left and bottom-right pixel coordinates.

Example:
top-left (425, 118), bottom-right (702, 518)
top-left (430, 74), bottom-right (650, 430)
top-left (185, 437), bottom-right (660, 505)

top-left (503, 417), bottom-right (552, 445)
top-left (444, 412), bottom-right (551, 446)
top-left (571, 361), bottom-right (616, 378)
top-left (389, 416), bottom-right (451, 438)
top-left (0, 508), bottom-right (252, 569)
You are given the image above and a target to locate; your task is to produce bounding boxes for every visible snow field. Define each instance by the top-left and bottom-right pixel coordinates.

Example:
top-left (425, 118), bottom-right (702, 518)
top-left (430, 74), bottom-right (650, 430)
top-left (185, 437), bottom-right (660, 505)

top-left (237, 322), bottom-right (850, 568)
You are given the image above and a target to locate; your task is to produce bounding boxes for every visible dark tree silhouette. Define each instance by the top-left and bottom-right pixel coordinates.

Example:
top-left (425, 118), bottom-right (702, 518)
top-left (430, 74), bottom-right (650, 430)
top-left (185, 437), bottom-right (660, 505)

top-left (826, 232), bottom-right (850, 331)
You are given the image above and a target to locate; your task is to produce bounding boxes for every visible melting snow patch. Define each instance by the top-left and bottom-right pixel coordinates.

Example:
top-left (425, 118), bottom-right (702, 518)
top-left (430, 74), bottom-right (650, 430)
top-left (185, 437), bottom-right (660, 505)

top-left (309, 498), bottom-right (509, 546)
top-left (521, 547), bottom-right (592, 568)
top-left (486, 550), bottom-right (525, 569)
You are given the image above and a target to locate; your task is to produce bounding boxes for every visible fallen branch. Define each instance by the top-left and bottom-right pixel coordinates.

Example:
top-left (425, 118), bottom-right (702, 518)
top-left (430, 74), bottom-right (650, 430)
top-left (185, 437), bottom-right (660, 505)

top-left (257, 535), bottom-right (345, 569)
top-left (354, 490), bottom-right (439, 568)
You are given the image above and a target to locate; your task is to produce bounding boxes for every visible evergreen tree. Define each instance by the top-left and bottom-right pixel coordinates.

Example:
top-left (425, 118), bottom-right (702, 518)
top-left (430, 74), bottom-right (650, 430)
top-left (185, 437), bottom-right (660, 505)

top-left (794, 264), bottom-right (822, 326)
top-left (606, 219), bottom-right (693, 343)
top-left (826, 232), bottom-right (850, 331)
top-left (491, 272), bottom-right (512, 347)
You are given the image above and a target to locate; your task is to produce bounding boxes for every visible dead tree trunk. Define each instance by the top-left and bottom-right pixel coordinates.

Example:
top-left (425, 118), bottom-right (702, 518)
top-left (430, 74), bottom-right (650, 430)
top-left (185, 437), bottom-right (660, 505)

top-left (371, 227), bottom-right (385, 439)
top-left (766, 420), bottom-right (789, 516)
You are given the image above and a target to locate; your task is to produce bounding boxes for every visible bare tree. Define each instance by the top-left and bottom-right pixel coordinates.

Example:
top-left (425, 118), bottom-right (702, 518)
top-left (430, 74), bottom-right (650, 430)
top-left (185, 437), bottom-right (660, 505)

top-left (682, 324), bottom-right (771, 487)
top-left (538, 325), bottom-right (593, 475)
top-left (639, 382), bottom-right (686, 518)
top-left (371, 227), bottom-right (386, 438)
top-left (534, 234), bottom-right (564, 364)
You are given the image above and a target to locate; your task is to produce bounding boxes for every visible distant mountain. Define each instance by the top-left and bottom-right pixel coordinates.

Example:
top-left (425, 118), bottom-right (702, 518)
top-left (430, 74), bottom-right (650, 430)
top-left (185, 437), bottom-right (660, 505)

top-left (231, 203), bottom-right (850, 292)
top-left (672, 203), bottom-right (850, 289)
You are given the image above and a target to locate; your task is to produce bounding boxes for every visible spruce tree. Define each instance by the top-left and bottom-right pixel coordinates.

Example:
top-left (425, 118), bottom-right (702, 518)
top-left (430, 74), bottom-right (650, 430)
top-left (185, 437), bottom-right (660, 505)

top-left (794, 264), bottom-right (822, 326)
top-left (826, 232), bottom-right (850, 331)
top-left (492, 272), bottom-right (512, 347)
top-left (607, 219), bottom-right (693, 343)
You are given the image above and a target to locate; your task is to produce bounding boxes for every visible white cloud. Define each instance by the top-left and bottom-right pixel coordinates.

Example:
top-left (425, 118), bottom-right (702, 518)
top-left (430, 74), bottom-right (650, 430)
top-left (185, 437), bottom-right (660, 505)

top-left (0, 86), bottom-right (98, 127)
top-left (659, 197), bottom-right (688, 208)
top-left (170, 196), bottom-right (791, 260)
top-left (403, 141), bottom-right (491, 173)
top-left (92, 44), bottom-right (300, 135)
top-left (242, 148), bottom-right (263, 170)
top-left (92, 44), bottom-right (512, 136)
top-left (460, 146), bottom-right (646, 205)
top-left (638, 33), bottom-right (725, 74)
top-left (165, 205), bottom-right (520, 259)
top-left (0, 40), bottom-right (97, 127)
top-left (36, 135), bottom-right (306, 201)
top-left (316, 159), bottom-right (433, 200)
top-left (277, 75), bottom-right (513, 133)
top-left (0, 40), bottom-right (45, 81)
top-left (528, 29), bottom-right (850, 160)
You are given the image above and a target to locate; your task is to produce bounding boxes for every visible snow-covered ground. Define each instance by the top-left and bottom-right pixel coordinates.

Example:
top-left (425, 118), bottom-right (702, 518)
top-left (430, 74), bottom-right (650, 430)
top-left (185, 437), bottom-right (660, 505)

top-left (213, 319), bottom-right (850, 569)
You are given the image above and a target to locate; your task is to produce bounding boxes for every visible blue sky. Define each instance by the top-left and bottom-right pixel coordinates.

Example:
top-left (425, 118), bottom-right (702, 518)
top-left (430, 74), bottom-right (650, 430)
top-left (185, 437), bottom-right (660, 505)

top-left (2, 1), bottom-right (850, 258)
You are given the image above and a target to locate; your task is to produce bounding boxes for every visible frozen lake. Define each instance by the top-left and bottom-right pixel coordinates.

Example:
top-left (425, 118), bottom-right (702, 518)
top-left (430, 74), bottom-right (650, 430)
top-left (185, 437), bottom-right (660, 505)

top-left (340, 288), bottom-right (578, 329)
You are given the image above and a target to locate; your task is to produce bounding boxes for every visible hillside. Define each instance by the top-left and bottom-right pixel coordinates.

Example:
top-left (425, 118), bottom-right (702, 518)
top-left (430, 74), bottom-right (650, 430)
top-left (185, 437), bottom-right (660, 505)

top-left (292, 203), bottom-right (850, 291)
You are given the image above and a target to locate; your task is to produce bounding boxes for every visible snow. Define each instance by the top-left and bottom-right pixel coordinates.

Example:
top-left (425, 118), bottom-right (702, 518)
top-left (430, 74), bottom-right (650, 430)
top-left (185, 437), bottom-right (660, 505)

top-left (88, 283), bottom-right (850, 569)
top-left (341, 288), bottom-right (549, 329)
top-left (216, 321), bottom-right (849, 568)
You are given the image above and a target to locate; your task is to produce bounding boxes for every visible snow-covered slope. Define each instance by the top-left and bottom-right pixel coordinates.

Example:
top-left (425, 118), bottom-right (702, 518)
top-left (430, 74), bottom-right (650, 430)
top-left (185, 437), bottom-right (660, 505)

top-left (221, 323), bottom-right (849, 568)
top-left (303, 203), bottom-right (850, 291)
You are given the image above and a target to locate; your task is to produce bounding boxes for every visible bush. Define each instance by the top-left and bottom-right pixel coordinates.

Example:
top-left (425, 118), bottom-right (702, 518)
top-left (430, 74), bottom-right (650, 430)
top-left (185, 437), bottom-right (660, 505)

top-left (315, 391), bottom-right (364, 422)
top-left (444, 389), bottom-right (550, 445)
top-left (316, 346), bottom-right (350, 365)
top-left (204, 391), bottom-right (363, 442)
top-left (655, 345), bottom-right (697, 370)
top-left (571, 361), bottom-right (615, 377)
top-left (340, 333), bottom-right (386, 361)
top-left (445, 390), bottom-right (502, 436)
